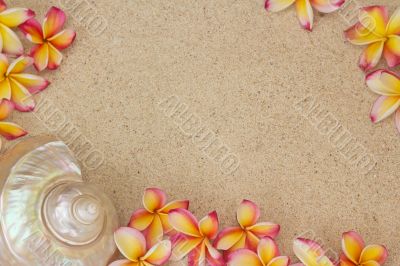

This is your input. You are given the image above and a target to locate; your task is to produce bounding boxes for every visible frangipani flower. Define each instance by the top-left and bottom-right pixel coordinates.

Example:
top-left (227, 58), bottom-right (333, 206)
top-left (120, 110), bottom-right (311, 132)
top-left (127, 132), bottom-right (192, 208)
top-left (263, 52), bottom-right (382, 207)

top-left (0, 99), bottom-right (27, 149)
top-left (110, 227), bottom-right (171, 266)
top-left (129, 188), bottom-right (189, 248)
top-left (293, 238), bottom-right (336, 266)
top-left (19, 6), bottom-right (76, 71)
top-left (168, 209), bottom-right (224, 266)
top-left (265, 0), bottom-right (345, 31)
top-left (214, 200), bottom-right (280, 253)
top-left (344, 6), bottom-right (400, 71)
top-left (340, 231), bottom-right (388, 266)
top-left (366, 69), bottom-right (400, 134)
top-left (0, 54), bottom-right (50, 112)
top-left (0, 0), bottom-right (34, 55)
top-left (227, 237), bottom-right (290, 266)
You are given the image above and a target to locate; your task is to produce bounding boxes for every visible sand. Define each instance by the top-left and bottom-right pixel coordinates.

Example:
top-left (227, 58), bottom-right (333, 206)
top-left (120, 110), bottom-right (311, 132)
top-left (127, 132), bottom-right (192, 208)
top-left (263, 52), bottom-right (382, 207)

top-left (6, 0), bottom-right (400, 264)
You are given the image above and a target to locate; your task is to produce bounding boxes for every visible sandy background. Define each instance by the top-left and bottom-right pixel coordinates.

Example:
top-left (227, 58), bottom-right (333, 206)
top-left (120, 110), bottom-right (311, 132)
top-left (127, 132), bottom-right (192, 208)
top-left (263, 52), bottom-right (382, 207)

top-left (5, 0), bottom-right (400, 264)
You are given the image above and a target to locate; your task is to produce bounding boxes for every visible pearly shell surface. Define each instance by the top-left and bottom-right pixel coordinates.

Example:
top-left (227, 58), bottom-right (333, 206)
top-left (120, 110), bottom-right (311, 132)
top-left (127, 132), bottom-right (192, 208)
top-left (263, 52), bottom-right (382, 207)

top-left (0, 140), bottom-right (118, 266)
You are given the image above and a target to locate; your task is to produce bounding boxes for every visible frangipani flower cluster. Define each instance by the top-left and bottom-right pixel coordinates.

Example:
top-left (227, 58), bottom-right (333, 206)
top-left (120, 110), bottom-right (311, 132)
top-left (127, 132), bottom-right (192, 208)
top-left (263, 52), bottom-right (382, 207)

top-left (111, 188), bottom-right (389, 266)
top-left (0, 2), bottom-right (75, 147)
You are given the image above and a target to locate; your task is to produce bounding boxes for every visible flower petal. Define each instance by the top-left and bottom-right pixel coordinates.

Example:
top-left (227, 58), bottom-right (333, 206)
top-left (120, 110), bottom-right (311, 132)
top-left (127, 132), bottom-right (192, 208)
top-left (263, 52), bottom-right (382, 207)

top-left (129, 209), bottom-right (155, 231)
top-left (206, 247), bottom-right (225, 266)
top-left (7, 56), bottom-right (33, 75)
top-left (143, 188), bottom-right (167, 212)
top-left (383, 36), bottom-right (400, 68)
top-left (142, 240), bottom-right (171, 265)
top-left (295, 0), bottom-right (313, 31)
top-left (170, 233), bottom-right (203, 261)
top-left (144, 215), bottom-right (164, 249)
top-left (309, 0), bottom-right (344, 13)
top-left (0, 8), bottom-right (35, 28)
top-left (168, 209), bottom-right (201, 237)
top-left (188, 242), bottom-right (206, 266)
top-left (227, 249), bottom-right (263, 266)
top-left (359, 41), bottom-right (384, 72)
top-left (246, 231), bottom-right (261, 251)
top-left (0, 79), bottom-right (11, 100)
top-left (339, 253), bottom-right (356, 266)
top-left (199, 211), bottom-right (219, 240)
top-left (204, 239), bottom-right (223, 261)
top-left (48, 43), bottom-right (63, 70)
top-left (0, 121), bottom-right (27, 140)
top-left (268, 256), bottom-right (291, 266)
top-left (0, 98), bottom-right (13, 120)
top-left (10, 78), bottom-right (35, 112)
top-left (387, 7), bottom-right (400, 35)
top-left (48, 29), bottom-right (76, 50)
top-left (31, 43), bottom-right (49, 72)
top-left (109, 260), bottom-right (139, 266)
top-left (214, 227), bottom-right (244, 250)
top-left (247, 222), bottom-right (280, 239)
top-left (43, 6), bottom-right (66, 39)
top-left (359, 245), bottom-right (388, 264)
top-left (237, 200), bottom-right (260, 228)
top-left (361, 261), bottom-right (380, 266)
top-left (0, 1), bottom-right (6, 12)
top-left (395, 108), bottom-right (400, 134)
top-left (293, 238), bottom-right (325, 266)
top-left (18, 18), bottom-right (43, 44)
top-left (0, 53), bottom-right (7, 74)
top-left (159, 200), bottom-right (189, 213)
top-left (264, 0), bottom-right (295, 12)
top-left (114, 227), bottom-right (146, 261)
top-left (358, 6), bottom-right (388, 36)
top-left (258, 237), bottom-right (280, 265)
top-left (341, 231), bottom-right (365, 264)
top-left (0, 24), bottom-right (23, 55)
top-left (366, 69), bottom-right (400, 96)
top-left (370, 96), bottom-right (400, 123)
top-left (8, 74), bottom-right (49, 94)
top-left (344, 23), bottom-right (383, 45)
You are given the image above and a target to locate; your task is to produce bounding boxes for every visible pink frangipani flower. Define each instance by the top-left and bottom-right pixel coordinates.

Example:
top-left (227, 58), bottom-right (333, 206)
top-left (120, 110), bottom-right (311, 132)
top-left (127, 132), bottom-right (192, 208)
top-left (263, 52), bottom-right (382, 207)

top-left (110, 227), bottom-right (171, 266)
top-left (129, 188), bottom-right (189, 249)
top-left (213, 200), bottom-right (280, 254)
top-left (168, 209), bottom-right (224, 266)
top-left (227, 237), bottom-right (290, 266)
top-left (19, 6), bottom-right (76, 71)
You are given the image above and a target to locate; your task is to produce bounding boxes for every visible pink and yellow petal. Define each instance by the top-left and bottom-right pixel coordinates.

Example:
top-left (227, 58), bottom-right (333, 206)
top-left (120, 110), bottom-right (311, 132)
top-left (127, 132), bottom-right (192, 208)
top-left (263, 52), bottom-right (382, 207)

top-left (264, 0), bottom-right (295, 12)
top-left (366, 69), bottom-right (400, 96)
top-left (295, 0), bottom-right (313, 31)
top-left (383, 36), bottom-right (400, 68)
top-left (129, 209), bottom-right (154, 231)
top-left (370, 96), bottom-right (400, 123)
top-left (309, 0), bottom-right (344, 13)
top-left (344, 23), bottom-right (383, 45)
top-left (0, 8), bottom-right (35, 28)
top-left (43, 6), bottom-right (66, 39)
top-left (159, 200), bottom-right (189, 213)
top-left (48, 29), bottom-right (76, 50)
top-left (0, 1), bottom-right (6, 12)
top-left (204, 239), bottom-right (223, 261)
top-left (31, 43), bottom-right (49, 72)
top-left (168, 209), bottom-right (201, 237)
top-left (247, 222), bottom-right (280, 239)
top-left (293, 238), bottom-right (325, 266)
top-left (170, 234), bottom-right (203, 261)
top-left (6, 56), bottom-right (33, 75)
top-left (358, 6), bottom-right (389, 36)
top-left (0, 24), bottom-right (23, 55)
top-left (268, 256), bottom-right (290, 266)
top-left (143, 215), bottom-right (164, 249)
top-left (10, 79), bottom-right (35, 112)
top-left (142, 240), bottom-right (171, 265)
top-left (143, 188), bottom-right (167, 213)
top-left (206, 248), bottom-right (225, 266)
top-left (387, 7), bottom-right (400, 35)
top-left (246, 231), bottom-right (261, 251)
top-left (0, 79), bottom-right (11, 100)
top-left (109, 260), bottom-right (140, 266)
top-left (257, 237), bottom-right (280, 265)
top-left (341, 231), bottom-right (365, 264)
top-left (339, 253), bottom-right (357, 266)
top-left (0, 121), bottom-right (27, 140)
top-left (359, 245), bottom-right (388, 264)
top-left (0, 53), bottom-right (8, 75)
top-left (199, 211), bottom-right (219, 240)
top-left (0, 98), bottom-right (13, 120)
top-left (48, 43), bottom-right (63, 70)
top-left (227, 249), bottom-right (263, 266)
top-left (214, 227), bottom-right (244, 250)
top-left (188, 242), bottom-right (206, 266)
top-left (237, 200), bottom-right (260, 228)
top-left (361, 261), bottom-right (380, 266)
top-left (19, 18), bottom-right (43, 44)
top-left (8, 74), bottom-right (49, 95)
top-left (114, 227), bottom-right (146, 262)
top-left (359, 41), bottom-right (384, 72)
